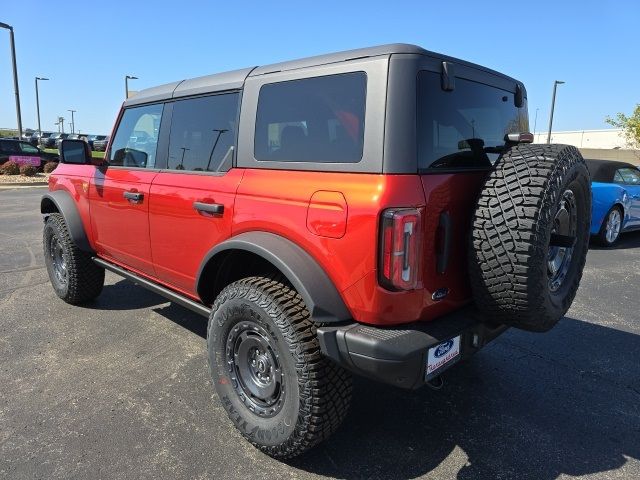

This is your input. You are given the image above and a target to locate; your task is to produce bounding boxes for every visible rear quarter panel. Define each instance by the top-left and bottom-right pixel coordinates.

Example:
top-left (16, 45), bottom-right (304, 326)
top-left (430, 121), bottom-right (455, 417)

top-left (233, 169), bottom-right (427, 325)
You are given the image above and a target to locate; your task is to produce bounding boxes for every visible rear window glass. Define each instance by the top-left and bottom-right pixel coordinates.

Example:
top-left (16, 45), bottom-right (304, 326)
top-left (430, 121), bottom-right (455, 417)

top-left (417, 71), bottom-right (528, 171)
top-left (254, 72), bottom-right (366, 163)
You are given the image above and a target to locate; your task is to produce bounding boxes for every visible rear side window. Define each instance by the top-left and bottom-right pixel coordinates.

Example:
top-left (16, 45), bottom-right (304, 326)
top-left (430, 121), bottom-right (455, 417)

top-left (417, 71), bottom-right (528, 171)
top-left (109, 103), bottom-right (163, 168)
top-left (167, 93), bottom-right (239, 172)
top-left (618, 168), bottom-right (640, 185)
top-left (254, 72), bottom-right (366, 163)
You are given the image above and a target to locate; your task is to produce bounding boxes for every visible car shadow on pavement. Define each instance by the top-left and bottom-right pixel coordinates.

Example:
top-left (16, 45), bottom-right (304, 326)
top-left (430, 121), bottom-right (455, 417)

top-left (288, 317), bottom-right (640, 480)
top-left (590, 230), bottom-right (640, 250)
top-left (89, 279), bottom-right (170, 311)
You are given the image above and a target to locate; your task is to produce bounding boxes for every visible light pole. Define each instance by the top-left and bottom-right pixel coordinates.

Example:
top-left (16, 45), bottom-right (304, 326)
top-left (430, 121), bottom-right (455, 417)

top-left (58, 116), bottom-right (65, 134)
top-left (547, 80), bottom-right (565, 144)
top-left (125, 75), bottom-right (138, 99)
top-left (533, 107), bottom-right (539, 136)
top-left (35, 77), bottom-right (49, 137)
top-left (0, 22), bottom-right (23, 138)
top-left (68, 109), bottom-right (76, 134)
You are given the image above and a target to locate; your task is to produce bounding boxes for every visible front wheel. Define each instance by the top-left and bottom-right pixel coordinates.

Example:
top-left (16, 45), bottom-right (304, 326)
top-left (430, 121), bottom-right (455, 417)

top-left (597, 206), bottom-right (622, 247)
top-left (43, 213), bottom-right (105, 304)
top-left (207, 276), bottom-right (352, 458)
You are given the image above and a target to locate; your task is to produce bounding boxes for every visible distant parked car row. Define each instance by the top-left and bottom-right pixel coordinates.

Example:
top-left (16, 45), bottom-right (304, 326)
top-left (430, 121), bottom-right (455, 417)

top-left (12, 131), bottom-right (109, 151)
top-left (0, 138), bottom-right (59, 170)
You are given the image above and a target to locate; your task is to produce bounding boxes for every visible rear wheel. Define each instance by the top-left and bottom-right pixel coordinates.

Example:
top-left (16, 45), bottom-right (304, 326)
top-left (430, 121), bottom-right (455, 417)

top-left (597, 206), bottom-right (622, 247)
top-left (469, 144), bottom-right (591, 332)
top-left (207, 276), bottom-right (352, 458)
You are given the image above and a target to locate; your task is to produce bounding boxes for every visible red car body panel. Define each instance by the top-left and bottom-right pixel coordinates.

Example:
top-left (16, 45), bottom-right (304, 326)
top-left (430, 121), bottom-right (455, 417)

top-left (89, 168), bottom-right (158, 276)
top-left (148, 169), bottom-right (245, 293)
top-left (49, 162), bottom-right (486, 326)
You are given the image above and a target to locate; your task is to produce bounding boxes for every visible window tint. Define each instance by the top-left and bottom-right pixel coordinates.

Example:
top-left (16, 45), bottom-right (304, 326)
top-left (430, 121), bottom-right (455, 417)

top-left (20, 142), bottom-right (39, 154)
top-left (167, 93), bottom-right (239, 172)
top-left (254, 72), bottom-right (366, 163)
top-left (613, 170), bottom-right (625, 184)
top-left (0, 141), bottom-right (20, 154)
top-left (417, 71), bottom-right (528, 170)
top-left (618, 168), bottom-right (640, 185)
top-left (109, 103), bottom-right (163, 168)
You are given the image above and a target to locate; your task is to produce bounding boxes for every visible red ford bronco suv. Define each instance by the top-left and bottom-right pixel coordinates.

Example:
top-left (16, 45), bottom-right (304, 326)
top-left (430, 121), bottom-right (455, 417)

top-left (42, 44), bottom-right (591, 458)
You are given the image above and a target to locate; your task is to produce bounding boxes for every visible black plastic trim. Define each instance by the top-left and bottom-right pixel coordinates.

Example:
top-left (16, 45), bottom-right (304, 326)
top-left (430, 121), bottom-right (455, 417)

top-left (40, 191), bottom-right (93, 253)
top-left (196, 232), bottom-right (351, 323)
top-left (317, 307), bottom-right (508, 389)
top-left (93, 258), bottom-right (211, 318)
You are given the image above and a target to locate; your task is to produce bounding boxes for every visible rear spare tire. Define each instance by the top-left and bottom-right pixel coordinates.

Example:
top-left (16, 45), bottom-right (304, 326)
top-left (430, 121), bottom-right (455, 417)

top-left (469, 144), bottom-right (591, 332)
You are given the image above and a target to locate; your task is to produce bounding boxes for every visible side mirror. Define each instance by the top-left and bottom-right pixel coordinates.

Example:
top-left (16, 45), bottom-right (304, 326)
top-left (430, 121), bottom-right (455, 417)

top-left (59, 139), bottom-right (101, 165)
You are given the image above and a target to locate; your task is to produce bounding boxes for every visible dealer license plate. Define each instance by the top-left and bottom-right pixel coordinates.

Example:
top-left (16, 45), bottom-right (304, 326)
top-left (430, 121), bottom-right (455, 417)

top-left (425, 336), bottom-right (461, 380)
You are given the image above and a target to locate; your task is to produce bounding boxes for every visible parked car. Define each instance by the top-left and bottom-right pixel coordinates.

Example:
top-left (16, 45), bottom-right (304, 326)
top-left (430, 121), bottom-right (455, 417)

top-left (44, 43), bottom-right (590, 458)
top-left (41, 132), bottom-right (68, 149)
top-left (92, 135), bottom-right (109, 151)
top-left (28, 131), bottom-right (48, 147)
top-left (0, 138), bottom-right (58, 169)
top-left (87, 134), bottom-right (108, 150)
top-left (56, 134), bottom-right (80, 149)
top-left (37, 132), bottom-right (55, 148)
top-left (587, 159), bottom-right (640, 246)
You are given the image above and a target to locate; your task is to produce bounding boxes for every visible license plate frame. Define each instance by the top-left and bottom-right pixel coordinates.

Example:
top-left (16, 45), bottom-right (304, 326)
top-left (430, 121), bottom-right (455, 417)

top-left (425, 336), bottom-right (462, 381)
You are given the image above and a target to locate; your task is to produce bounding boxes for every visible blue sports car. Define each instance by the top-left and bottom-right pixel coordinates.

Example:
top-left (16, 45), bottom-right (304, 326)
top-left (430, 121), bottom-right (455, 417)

top-left (586, 159), bottom-right (640, 246)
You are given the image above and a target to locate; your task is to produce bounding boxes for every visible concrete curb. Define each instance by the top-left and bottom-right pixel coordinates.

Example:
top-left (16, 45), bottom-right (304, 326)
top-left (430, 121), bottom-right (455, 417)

top-left (0, 182), bottom-right (48, 189)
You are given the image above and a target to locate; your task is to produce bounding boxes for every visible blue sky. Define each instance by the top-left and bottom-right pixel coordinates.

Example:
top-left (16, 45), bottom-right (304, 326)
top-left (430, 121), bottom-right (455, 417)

top-left (1, 0), bottom-right (638, 135)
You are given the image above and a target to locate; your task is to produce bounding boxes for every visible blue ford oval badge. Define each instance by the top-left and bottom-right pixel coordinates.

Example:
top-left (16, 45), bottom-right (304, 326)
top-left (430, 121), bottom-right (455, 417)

top-left (432, 288), bottom-right (449, 301)
top-left (434, 340), bottom-right (454, 358)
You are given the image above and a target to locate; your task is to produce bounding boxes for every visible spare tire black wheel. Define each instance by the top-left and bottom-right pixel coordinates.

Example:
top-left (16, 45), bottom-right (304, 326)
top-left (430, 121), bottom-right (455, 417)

top-left (469, 144), bottom-right (591, 332)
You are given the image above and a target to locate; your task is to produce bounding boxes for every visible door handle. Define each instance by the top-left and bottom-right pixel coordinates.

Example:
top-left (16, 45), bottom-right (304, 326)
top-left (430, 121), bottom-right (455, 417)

top-left (193, 201), bottom-right (224, 215)
top-left (123, 191), bottom-right (144, 203)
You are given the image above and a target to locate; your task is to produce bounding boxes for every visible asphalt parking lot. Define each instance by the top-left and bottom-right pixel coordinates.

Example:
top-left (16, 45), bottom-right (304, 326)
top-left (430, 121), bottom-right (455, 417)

top-left (1, 186), bottom-right (639, 480)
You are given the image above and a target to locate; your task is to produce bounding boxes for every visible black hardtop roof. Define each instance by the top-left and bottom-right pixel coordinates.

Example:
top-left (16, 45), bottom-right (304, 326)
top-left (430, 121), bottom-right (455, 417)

top-left (586, 158), bottom-right (639, 183)
top-left (124, 43), bottom-right (522, 107)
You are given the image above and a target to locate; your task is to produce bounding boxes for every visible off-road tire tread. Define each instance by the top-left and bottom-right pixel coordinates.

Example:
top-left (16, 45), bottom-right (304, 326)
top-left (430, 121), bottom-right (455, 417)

top-left (44, 213), bottom-right (104, 304)
top-left (469, 144), bottom-right (590, 331)
top-left (208, 276), bottom-right (352, 459)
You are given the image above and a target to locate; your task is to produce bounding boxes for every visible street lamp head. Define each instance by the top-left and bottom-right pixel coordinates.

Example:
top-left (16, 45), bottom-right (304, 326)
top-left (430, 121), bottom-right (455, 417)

top-left (126, 75), bottom-right (138, 80)
top-left (36, 77), bottom-right (49, 81)
top-left (0, 22), bottom-right (13, 30)
top-left (555, 80), bottom-right (565, 85)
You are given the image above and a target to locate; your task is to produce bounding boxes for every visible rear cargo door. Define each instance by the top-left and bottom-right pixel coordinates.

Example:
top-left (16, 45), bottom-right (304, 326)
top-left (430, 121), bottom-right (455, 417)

top-left (416, 69), bottom-right (529, 303)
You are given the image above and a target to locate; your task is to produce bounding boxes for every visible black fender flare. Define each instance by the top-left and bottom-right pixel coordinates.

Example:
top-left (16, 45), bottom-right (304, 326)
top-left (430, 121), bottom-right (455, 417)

top-left (196, 232), bottom-right (352, 324)
top-left (41, 191), bottom-right (94, 253)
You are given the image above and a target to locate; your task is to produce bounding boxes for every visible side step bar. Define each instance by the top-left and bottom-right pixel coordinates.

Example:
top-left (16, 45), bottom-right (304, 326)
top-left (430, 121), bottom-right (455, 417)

top-left (93, 257), bottom-right (211, 318)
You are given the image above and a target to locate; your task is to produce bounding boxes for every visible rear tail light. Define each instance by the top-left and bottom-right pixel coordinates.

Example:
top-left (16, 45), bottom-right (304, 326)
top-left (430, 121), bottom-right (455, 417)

top-left (379, 208), bottom-right (423, 290)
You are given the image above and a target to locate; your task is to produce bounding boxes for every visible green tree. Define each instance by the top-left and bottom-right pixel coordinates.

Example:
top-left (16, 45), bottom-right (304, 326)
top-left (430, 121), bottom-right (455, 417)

top-left (606, 104), bottom-right (640, 154)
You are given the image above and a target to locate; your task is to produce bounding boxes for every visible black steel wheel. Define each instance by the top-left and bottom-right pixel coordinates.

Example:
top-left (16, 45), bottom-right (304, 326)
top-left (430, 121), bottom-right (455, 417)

top-left (208, 276), bottom-right (352, 458)
top-left (225, 320), bottom-right (285, 418)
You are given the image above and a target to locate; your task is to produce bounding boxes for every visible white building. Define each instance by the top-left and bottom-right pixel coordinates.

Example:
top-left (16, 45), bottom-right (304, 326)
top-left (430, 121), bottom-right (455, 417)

top-left (533, 129), bottom-right (625, 149)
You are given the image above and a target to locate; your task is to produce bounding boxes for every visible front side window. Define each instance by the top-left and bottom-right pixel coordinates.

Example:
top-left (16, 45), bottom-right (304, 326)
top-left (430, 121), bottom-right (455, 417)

top-left (109, 103), bottom-right (163, 168)
top-left (417, 71), bottom-right (528, 171)
top-left (167, 93), bottom-right (239, 172)
top-left (254, 72), bottom-right (366, 163)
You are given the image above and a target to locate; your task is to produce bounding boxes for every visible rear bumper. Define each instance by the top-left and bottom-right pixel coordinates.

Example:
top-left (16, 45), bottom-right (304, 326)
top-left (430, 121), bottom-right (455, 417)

top-left (317, 306), bottom-right (508, 389)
